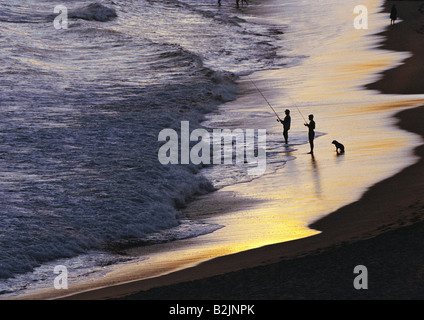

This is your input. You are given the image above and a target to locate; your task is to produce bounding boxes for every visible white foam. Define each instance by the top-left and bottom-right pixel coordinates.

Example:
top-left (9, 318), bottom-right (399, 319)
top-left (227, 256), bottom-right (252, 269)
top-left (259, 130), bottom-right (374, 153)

top-left (0, 0), bottom-right (287, 291)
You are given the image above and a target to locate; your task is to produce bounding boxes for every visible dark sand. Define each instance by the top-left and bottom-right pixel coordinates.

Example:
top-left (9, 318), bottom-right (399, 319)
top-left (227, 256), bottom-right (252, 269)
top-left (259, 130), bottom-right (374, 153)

top-left (62, 1), bottom-right (424, 300)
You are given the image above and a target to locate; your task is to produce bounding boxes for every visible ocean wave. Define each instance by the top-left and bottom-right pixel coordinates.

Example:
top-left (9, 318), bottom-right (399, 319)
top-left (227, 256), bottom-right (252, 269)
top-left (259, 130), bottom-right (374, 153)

top-left (0, 5), bottom-right (46, 24)
top-left (68, 2), bottom-right (117, 22)
top-left (0, 0), bottom-right (281, 287)
top-left (164, 0), bottom-right (247, 27)
top-left (0, 38), bottom-right (239, 280)
top-left (106, 219), bottom-right (224, 253)
top-left (0, 2), bottom-right (117, 24)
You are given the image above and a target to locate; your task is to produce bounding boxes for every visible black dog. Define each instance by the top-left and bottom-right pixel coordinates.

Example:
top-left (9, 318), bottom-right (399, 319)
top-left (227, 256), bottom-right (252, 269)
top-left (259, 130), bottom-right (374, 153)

top-left (332, 140), bottom-right (345, 154)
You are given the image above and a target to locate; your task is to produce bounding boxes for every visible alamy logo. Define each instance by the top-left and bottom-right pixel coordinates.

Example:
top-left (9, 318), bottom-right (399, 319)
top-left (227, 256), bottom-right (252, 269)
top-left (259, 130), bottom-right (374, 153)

top-left (353, 5), bottom-right (368, 30)
top-left (158, 121), bottom-right (267, 175)
top-left (353, 265), bottom-right (368, 290)
top-left (53, 5), bottom-right (68, 30)
top-left (53, 265), bottom-right (68, 290)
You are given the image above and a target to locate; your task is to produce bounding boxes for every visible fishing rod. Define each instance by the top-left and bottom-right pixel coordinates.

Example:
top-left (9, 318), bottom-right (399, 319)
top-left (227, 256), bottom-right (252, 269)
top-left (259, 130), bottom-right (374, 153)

top-left (295, 105), bottom-right (308, 125)
top-left (285, 91), bottom-right (308, 125)
top-left (249, 77), bottom-right (308, 125)
top-left (249, 78), bottom-right (282, 122)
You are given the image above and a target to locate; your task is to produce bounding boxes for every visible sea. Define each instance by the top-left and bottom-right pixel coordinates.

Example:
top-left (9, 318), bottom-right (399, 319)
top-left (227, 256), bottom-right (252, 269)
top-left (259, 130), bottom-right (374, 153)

top-left (0, 0), bottom-right (422, 297)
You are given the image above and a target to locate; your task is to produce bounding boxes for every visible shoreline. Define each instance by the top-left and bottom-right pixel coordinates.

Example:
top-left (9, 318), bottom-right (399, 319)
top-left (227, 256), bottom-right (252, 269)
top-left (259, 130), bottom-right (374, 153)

top-left (117, 106), bottom-right (424, 300)
top-left (366, 1), bottom-right (424, 95)
top-left (52, 1), bottom-right (424, 300)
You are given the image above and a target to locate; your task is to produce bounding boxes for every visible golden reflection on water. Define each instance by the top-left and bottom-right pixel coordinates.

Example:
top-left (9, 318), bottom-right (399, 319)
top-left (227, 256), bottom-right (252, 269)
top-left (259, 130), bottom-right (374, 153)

top-left (43, 0), bottom-right (424, 296)
top-left (129, 0), bottom-right (424, 286)
top-left (147, 0), bottom-right (424, 271)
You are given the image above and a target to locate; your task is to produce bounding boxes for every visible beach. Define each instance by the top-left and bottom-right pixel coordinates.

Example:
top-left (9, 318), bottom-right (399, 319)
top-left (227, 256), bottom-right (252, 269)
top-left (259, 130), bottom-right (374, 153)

top-left (115, 107), bottom-right (424, 300)
top-left (47, 1), bottom-right (424, 300)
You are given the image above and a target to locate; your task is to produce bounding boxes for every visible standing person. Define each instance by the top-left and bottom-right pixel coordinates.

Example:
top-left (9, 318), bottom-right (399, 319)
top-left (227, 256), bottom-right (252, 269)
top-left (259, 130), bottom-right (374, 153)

top-left (278, 109), bottom-right (291, 144)
top-left (304, 114), bottom-right (315, 154)
top-left (390, 5), bottom-right (397, 25)
top-left (236, 0), bottom-right (239, 7)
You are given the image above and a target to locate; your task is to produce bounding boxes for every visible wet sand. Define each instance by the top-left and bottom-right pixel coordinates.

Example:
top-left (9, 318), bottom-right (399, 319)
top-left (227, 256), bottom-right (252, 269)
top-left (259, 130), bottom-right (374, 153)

top-left (116, 106), bottom-right (424, 300)
top-left (52, 1), bottom-right (424, 300)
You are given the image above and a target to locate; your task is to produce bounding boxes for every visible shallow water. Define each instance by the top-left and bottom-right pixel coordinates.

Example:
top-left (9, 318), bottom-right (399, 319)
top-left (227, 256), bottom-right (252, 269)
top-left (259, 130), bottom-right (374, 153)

top-left (178, 0), bottom-right (424, 256)
top-left (106, 0), bottom-right (424, 292)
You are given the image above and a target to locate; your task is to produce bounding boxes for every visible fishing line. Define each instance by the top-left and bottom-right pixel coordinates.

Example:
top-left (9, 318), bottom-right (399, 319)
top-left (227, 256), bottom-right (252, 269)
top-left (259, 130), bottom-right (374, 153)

top-left (249, 77), bottom-right (309, 125)
top-left (295, 105), bottom-right (307, 125)
top-left (248, 78), bottom-right (282, 122)
top-left (284, 91), bottom-right (307, 125)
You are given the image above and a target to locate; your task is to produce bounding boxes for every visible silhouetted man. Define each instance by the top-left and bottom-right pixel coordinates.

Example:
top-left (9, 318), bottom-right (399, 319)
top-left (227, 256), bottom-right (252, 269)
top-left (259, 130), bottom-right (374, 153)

top-left (278, 109), bottom-right (291, 144)
top-left (390, 5), bottom-right (397, 25)
top-left (304, 114), bottom-right (315, 154)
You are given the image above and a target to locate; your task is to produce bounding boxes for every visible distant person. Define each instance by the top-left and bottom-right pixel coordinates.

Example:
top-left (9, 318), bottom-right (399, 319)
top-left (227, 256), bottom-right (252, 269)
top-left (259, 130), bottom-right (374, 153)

top-left (218, 0), bottom-right (221, 6)
top-left (236, 0), bottom-right (247, 8)
top-left (277, 109), bottom-right (291, 144)
top-left (304, 114), bottom-right (315, 154)
top-left (390, 5), bottom-right (397, 25)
